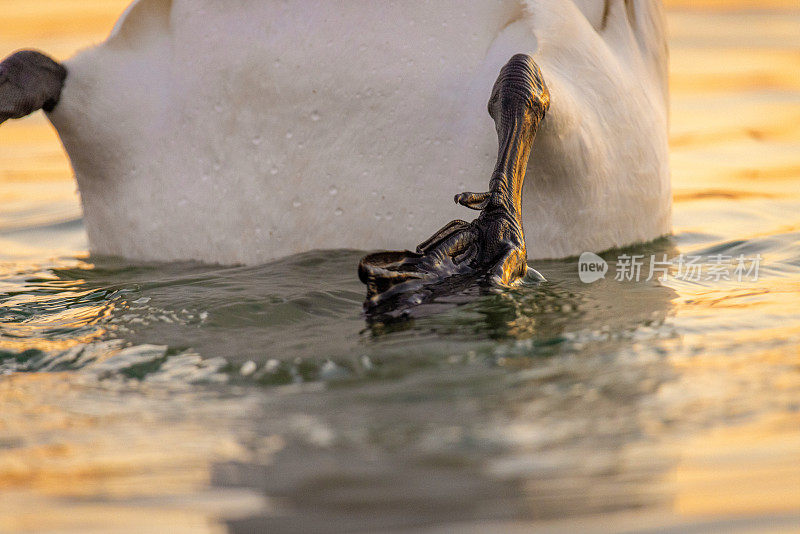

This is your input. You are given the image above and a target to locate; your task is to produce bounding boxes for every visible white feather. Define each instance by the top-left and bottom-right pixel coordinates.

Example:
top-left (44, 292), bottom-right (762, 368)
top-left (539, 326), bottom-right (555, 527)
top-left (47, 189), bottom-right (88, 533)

top-left (48, 0), bottom-right (670, 264)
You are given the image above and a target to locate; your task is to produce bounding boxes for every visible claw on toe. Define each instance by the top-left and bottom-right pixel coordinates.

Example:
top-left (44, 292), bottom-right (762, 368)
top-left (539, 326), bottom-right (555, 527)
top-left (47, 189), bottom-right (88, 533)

top-left (454, 191), bottom-right (491, 211)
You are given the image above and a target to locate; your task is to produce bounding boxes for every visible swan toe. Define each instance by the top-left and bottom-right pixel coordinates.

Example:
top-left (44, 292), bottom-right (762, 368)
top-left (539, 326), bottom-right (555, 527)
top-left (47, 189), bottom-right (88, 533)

top-left (454, 191), bottom-right (491, 211)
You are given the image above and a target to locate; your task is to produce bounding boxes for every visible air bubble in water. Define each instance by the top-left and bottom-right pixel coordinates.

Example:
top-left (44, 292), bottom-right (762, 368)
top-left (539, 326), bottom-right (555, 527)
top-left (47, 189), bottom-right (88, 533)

top-left (240, 361), bottom-right (257, 376)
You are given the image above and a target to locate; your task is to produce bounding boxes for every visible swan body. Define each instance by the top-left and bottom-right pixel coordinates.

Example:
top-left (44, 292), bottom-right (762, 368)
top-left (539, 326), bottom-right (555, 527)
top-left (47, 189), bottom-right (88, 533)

top-left (41, 0), bottom-right (669, 264)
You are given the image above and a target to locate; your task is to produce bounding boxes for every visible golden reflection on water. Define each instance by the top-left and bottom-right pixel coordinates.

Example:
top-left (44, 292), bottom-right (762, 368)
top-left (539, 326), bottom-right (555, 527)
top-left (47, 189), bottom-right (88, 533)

top-left (674, 419), bottom-right (800, 516)
top-left (0, 373), bottom-right (266, 534)
top-left (665, 365), bottom-right (800, 517)
top-left (666, 53), bottom-right (800, 511)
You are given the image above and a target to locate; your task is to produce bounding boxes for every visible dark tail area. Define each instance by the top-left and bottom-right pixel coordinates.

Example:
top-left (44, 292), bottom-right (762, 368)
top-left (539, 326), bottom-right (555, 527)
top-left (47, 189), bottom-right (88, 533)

top-left (0, 50), bottom-right (67, 125)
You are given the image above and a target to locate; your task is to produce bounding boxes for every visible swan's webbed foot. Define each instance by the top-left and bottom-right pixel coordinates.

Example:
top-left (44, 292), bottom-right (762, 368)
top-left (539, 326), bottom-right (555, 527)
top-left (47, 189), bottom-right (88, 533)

top-left (415, 219), bottom-right (470, 253)
top-left (0, 50), bottom-right (67, 125)
top-left (359, 54), bottom-right (550, 316)
top-left (359, 210), bottom-right (528, 316)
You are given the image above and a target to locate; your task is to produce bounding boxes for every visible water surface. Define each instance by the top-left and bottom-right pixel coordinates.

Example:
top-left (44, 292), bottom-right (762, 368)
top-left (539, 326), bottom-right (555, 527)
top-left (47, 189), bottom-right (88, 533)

top-left (2, 3), bottom-right (800, 533)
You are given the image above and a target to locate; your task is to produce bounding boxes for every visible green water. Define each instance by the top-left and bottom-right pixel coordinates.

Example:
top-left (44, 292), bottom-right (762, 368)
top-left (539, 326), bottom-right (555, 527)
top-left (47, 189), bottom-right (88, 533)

top-left (2, 224), bottom-right (800, 532)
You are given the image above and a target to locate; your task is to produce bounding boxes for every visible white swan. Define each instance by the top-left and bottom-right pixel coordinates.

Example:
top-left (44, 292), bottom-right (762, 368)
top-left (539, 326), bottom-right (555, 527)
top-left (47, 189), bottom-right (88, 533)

top-left (3, 0), bottom-right (669, 265)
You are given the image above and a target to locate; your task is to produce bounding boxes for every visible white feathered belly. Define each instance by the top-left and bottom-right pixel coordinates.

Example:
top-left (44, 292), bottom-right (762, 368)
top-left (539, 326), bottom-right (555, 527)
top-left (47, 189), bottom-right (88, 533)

top-left (48, 0), bottom-right (670, 264)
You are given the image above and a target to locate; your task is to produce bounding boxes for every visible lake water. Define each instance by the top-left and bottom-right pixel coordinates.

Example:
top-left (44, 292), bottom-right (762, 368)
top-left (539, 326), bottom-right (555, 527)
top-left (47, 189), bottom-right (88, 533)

top-left (2, 3), bottom-right (800, 533)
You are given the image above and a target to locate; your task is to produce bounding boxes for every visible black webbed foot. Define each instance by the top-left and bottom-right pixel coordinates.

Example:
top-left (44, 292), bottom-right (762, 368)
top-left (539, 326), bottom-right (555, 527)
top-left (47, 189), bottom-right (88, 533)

top-left (359, 54), bottom-right (550, 316)
top-left (415, 219), bottom-right (471, 254)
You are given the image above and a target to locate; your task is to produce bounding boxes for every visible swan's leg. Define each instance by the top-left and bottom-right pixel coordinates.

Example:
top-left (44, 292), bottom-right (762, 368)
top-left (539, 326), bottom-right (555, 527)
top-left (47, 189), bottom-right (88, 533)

top-left (488, 247), bottom-right (528, 286)
top-left (359, 54), bottom-right (549, 312)
top-left (0, 51), bottom-right (67, 125)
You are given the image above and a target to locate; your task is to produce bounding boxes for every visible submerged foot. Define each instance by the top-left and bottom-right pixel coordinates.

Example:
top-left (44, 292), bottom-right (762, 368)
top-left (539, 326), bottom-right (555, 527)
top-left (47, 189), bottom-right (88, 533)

top-left (359, 54), bottom-right (550, 316)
